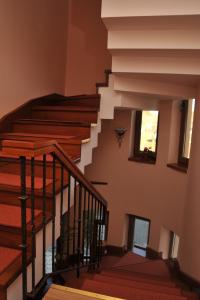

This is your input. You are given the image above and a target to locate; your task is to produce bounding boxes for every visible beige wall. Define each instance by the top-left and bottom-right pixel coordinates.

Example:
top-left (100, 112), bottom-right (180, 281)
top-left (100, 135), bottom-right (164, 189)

top-left (179, 100), bottom-right (200, 280)
top-left (0, 0), bottom-right (68, 118)
top-left (65, 0), bottom-right (111, 96)
top-left (101, 0), bottom-right (200, 17)
top-left (85, 101), bottom-right (188, 251)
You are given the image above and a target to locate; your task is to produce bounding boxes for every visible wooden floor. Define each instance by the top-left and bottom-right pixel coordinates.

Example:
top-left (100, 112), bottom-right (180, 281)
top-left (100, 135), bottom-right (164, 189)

top-left (43, 284), bottom-right (123, 300)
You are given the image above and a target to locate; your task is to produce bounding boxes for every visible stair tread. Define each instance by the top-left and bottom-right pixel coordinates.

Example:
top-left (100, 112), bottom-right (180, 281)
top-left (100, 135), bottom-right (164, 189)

top-left (13, 119), bottom-right (91, 127)
top-left (32, 105), bottom-right (98, 112)
top-left (93, 274), bottom-right (181, 296)
top-left (101, 270), bottom-right (176, 287)
top-left (1, 132), bottom-right (80, 141)
top-left (0, 204), bottom-right (41, 228)
top-left (0, 172), bottom-right (52, 189)
top-left (82, 279), bottom-right (187, 300)
top-left (0, 246), bottom-right (21, 275)
top-left (112, 259), bottom-right (171, 278)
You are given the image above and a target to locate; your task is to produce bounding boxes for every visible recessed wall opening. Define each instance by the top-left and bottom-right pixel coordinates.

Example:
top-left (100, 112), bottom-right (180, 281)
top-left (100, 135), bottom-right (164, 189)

top-left (127, 214), bottom-right (150, 257)
top-left (159, 227), bottom-right (180, 259)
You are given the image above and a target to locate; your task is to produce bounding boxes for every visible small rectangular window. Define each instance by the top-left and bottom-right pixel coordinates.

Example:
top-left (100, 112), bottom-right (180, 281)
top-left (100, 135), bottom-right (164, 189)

top-left (133, 110), bottom-right (159, 163)
top-left (178, 99), bottom-right (195, 167)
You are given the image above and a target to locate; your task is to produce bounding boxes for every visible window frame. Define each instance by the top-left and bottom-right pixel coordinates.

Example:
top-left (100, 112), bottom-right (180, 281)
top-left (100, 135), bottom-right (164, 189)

top-left (132, 110), bottom-right (160, 163)
top-left (178, 100), bottom-right (190, 168)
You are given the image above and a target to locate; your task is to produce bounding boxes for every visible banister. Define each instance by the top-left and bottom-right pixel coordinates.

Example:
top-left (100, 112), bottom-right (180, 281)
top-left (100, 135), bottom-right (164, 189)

top-left (2, 139), bottom-right (107, 206)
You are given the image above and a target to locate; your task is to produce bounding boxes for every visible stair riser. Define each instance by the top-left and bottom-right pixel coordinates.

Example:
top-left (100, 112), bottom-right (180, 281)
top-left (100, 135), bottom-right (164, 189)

top-left (12, 123), bottom-right (90, 139)
top-left (31, 110), bottom-right (98, 123)
top-left (57, 98), bottom-right (100, 108)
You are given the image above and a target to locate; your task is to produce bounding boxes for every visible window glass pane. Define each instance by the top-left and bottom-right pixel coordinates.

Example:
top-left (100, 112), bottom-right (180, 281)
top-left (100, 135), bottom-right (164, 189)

top-left (133, 219), bottom-right (149, 248)
top-left (183, 99), bottom-right (195, 159)
top-left (140, 111), bottom-right (159, 152)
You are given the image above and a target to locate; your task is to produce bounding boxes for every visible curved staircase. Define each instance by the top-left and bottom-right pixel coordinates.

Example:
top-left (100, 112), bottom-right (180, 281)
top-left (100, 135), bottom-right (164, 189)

top-left (0, 93), bottom-right (107, 300)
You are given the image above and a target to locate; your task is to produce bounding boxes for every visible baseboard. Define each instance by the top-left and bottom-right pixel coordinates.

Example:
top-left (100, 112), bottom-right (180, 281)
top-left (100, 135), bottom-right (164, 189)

top-left (179, 270), bottom-right (200, 290)
top-left (168, 259), bottom-right (200, 294)
top-left (106, 245), bottom-right (126, 257)
top-left (146, 247), bottom-right (162, 260)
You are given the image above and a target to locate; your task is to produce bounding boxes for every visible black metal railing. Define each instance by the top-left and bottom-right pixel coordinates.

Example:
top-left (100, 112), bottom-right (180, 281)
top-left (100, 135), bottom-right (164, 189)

top-left (14, 141), bottom-right (107, 300)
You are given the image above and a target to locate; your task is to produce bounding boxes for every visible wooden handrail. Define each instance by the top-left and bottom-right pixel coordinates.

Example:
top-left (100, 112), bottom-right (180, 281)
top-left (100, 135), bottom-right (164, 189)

top-left (2, 139), bottom-right (107, 206)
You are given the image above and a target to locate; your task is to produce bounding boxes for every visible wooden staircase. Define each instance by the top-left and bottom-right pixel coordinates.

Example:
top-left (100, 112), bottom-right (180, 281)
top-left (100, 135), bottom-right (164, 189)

top-left (51, 252), bottom-right (198, 300)
top-left (0, 94), bottom-right (102, 300)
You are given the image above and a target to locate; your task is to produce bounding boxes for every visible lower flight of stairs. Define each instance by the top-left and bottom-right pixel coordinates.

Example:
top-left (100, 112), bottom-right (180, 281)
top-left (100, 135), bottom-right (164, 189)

top-left (62, 252), bottom-right (199, 300)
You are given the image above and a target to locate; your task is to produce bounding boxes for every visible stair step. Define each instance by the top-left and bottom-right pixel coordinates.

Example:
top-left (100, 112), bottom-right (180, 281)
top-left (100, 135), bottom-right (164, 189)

top-left (12, 119), bottom-right (91, 140)
top-left (48, 94), bottom-right (100, 108)
top-left (0, 247), bottom-right (21, 275)
top-left (101, 270), bottom-right (176, 287)
top-left (112, 259), bottom-right (171, 278)
top-left (0, 132), bottom-right (82, 144)
top-left (0, 172), bottom-right (52, 189)
top-left (31, 106), bottom-right (98, 123)
top-left (93, 274), bottom-right (181, 296)
top-left (0, 204), bottom-right (41, 229)
top-left (82, 279), bottom-right (187, 300)
top-left (32, 105), bottom-right (98, 112)
top-left (112, 251), bottom-right (149, 267)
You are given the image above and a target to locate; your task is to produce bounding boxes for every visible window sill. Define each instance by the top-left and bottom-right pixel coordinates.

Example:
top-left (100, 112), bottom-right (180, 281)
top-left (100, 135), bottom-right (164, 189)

top-left (167, 163), bottom-right (187, 174)
top-left (128, 156), bottom-right (156, 165)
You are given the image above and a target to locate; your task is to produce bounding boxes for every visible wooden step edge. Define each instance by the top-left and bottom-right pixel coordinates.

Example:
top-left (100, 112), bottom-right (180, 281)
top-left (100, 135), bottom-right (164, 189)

top-left (46, 284), bottom-right (124, 300)
top-left (65, 94), bottom-right (100, 100)
top-left (13, 119), bottom-right (92, 127)
top-left (32, 105), bottom-right (98, 112)
top-left (82, 138), bottom-right (90, 144)
top-left (0, 133), bottom-right (82, 145)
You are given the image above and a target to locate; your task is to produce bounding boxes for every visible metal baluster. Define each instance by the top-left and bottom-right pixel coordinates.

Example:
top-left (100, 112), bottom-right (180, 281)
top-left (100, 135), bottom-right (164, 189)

top-left (52, 153), bottom-right (56, 272)
top-left (67, 172), bottom-right (71, 257)
top-left (90, 196), bottom-right (94, 266)
top-left (19, 156), bottom-right (28, 300)
top-left (77, 183), bottom-right (82, 277)
top-left (93, 198), bottom-right (97, 268)
top-left (97, 202), bottom-right (102, 268)
top-left (73, 178), bottom-right (77, 257)
top-left (30, 157), bottom-right (36, 290)
top-left (60, 164), bottom-right (64, 261)
top-left (42, 154), bottom-right (47, 276)
top-left (86, 192), bottom-right (90, 265)
top-left (82, 188), bottom-right (86, 265)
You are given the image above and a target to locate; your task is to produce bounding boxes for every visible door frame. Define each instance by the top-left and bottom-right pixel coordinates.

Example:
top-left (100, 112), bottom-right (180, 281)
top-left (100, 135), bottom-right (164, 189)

top-left (127, 214), bottom-right (151, 251)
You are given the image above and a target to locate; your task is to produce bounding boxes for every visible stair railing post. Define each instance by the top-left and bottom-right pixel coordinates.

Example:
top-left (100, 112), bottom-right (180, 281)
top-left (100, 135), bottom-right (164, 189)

top-left (52, 153), bottom-right (56, 272)
top-left (19, 156), bottom-right (28, 300)
top-left (77, 183), bottom-right (82, 278)
top-left (30, 157), bottom-right (36, 291)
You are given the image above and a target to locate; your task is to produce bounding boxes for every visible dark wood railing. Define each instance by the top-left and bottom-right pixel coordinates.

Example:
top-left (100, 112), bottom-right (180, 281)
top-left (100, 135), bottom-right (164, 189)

top-left (2, 140), bottom-right (107, 300)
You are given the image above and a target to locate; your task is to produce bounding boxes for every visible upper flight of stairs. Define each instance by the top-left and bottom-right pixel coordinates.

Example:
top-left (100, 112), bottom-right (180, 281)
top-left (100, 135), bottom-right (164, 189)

top-left (53, 252), bottom-right (198, 300)
top-left (0, 93), bottom-right (102, 300)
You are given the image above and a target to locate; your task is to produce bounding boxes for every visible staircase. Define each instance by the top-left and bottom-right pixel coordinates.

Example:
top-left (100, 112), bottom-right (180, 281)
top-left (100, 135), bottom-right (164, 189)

top-left (52, 252), bottom-right (198, 300)
top-left (98, 1), bottom-right (200, 115)
top-left (0, 93), bottom-right (108, 300)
